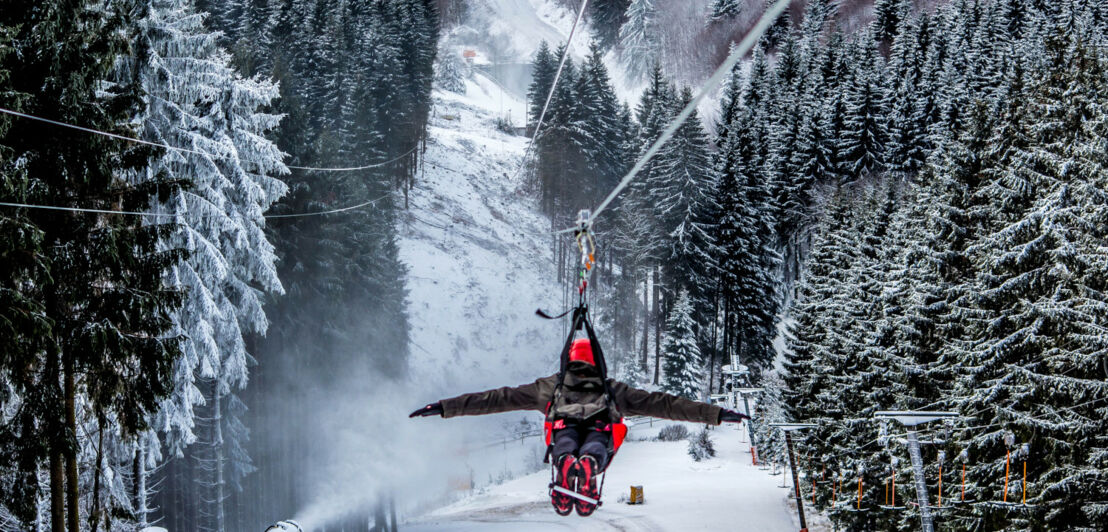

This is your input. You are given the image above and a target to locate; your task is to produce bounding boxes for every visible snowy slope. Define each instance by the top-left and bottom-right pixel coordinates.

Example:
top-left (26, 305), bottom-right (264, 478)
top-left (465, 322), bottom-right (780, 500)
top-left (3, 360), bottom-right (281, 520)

top-left (403, 77), bottom-right (557, 398)
top-left (405, 423), bottom-right (801, 531)
top-left (398, 73), bottom-right (568, 495)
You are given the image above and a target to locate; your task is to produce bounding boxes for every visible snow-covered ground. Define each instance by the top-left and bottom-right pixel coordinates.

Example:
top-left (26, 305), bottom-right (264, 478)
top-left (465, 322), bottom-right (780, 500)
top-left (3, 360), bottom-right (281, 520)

top-left (405, 422), bottom-right (800, 531)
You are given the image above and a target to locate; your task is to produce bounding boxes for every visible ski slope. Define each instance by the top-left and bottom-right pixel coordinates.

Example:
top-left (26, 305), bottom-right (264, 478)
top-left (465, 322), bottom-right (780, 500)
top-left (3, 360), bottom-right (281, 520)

top-left (406, 423), bottom-right (800, 531)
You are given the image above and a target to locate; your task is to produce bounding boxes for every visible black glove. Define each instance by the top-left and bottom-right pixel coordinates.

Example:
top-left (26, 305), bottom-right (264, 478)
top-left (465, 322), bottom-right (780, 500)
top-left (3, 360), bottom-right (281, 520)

top-left (719, 409), bottom-right (751, 423)
top-left (409, 402), bottom-right (444, 418)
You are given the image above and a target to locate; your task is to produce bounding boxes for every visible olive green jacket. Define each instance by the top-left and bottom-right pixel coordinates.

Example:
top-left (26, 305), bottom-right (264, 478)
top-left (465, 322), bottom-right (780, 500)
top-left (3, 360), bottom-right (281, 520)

top-left (440, 374), bottom-right (722, 425)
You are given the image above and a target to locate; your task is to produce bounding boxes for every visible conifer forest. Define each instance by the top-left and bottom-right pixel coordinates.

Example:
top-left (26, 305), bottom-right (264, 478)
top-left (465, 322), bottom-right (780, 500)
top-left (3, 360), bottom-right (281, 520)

top-left (2, 0), bottom-right (1108, 531)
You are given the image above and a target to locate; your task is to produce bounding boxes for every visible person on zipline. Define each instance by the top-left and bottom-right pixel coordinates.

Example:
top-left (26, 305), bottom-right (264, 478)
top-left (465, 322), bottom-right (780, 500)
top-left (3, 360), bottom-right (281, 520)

top-left (410, 338), bottom-right (750, 516)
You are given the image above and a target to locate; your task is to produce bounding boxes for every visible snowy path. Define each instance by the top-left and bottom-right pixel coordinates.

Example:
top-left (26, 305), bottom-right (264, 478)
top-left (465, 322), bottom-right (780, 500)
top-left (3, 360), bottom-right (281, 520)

top-left (406, 424), bottom-right (798, 531)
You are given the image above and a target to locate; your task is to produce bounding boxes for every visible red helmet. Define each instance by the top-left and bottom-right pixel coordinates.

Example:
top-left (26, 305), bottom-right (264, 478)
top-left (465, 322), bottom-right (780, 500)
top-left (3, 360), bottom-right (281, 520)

top-left (568, 338), bottom-right (595, 366)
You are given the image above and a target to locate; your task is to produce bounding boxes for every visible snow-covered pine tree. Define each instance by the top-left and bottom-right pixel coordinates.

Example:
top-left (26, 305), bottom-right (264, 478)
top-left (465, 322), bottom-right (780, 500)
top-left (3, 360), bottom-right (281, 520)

top-left (707, 0), bottom-right (742, 23)
top-left (527, 40), bottom-right (556, 126)
top-left (589, 0), bottom-right (631, 49)
top-left (435, 48), bottom-right (467, 94)
top-left (619, 0), bottom-right (660, 82)
top-left (954, 30), bottom-right (1108, 531)
top-left (837, 36), bottom-right (889, 185)
top-left (661, 289), bottom-right (704, 400)
top-left (0, 24), bottom-right (51, 525)
top-left (535, 43), bottom-right (578, 221)
top-left (752, 373), bottom-right (788, 467)
top-left (872, 0), bottom-right (909, 43)
top-left (712, 48), bottom-right (781, 377)
top-left (125, 2), bottom-right (288, 530)
top-left (648, 86), bottom-right (717, 311)
top-left (572, 42), bottom-right (626, 209)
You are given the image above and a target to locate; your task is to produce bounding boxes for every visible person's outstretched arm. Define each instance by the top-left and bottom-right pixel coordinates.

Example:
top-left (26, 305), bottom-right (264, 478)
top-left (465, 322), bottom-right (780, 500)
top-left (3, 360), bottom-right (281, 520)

top-left (609, 381), bottom-right (748, 425)
top-left (410, 376), bottom-right (554, 418)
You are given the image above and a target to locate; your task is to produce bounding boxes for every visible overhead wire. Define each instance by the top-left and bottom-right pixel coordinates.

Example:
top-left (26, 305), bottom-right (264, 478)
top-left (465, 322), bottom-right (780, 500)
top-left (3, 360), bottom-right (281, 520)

top-left (0, 106), bottom-right (414, 217)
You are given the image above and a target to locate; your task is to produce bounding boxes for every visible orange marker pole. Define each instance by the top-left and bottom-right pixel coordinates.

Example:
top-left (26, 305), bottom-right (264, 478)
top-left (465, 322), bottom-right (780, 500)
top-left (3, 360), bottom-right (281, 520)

top-left (857, 477), bottom-right (863, 510)
top-left (1022, 461), bottom-right (1027, 505)
top-left (961, 463), bottom-right (966, 502)
top-left (1003, 450), bottom-right (1011, 503)
top-left (812, 478), bottom-right (817, 505)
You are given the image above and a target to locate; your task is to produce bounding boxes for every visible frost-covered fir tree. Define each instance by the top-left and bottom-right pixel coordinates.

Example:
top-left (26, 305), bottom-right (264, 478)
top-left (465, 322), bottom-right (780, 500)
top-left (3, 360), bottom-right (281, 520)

top-left (619, 0), bottom-right (660, 82)
top-left (752, 373), bottom-right (788, 466)
top-left (125, 1), bottom-right (288, 530)
top-left (713, 48), bottom-right (781, 377)
top-left (661, 289), bottom-right (704, 400)
top-left (708, 0), bottom-right (742, 22)
top-left (435, 48), bottom-right (467, 94)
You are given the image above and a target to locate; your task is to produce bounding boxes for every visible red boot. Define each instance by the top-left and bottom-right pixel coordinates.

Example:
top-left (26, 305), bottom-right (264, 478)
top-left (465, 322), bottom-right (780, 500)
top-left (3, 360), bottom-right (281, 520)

top-left (574, 455), bottom-right (601, 516)
top-left (550, 454), bottom-right (577, 516)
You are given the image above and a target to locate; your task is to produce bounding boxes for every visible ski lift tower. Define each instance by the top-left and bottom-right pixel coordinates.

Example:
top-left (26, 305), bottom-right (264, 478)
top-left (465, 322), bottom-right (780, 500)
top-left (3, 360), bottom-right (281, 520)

top-left (721, 361), bottom-right (762, 464)
top-left (875, 411), bottom-right (959, 532)
top-left (736, 387), bottom-right (763, 464)
top-left (771, 423), bottom-right (818, 532)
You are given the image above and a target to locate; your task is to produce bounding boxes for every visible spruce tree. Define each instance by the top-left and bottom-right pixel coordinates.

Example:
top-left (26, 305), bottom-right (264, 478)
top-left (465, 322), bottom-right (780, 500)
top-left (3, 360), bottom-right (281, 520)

top-left (661, 289), bottom-right (704, 400)
top-left (528, 41), bottom-right (557, 126)
top-left (589, 0), bottom-right (631, 49)
top-left (708, 0), bottom-right (742, 22)
top-left (649, 86), bottom-right (717, 309)
top-left (619, 0), bottom-right (660, 81)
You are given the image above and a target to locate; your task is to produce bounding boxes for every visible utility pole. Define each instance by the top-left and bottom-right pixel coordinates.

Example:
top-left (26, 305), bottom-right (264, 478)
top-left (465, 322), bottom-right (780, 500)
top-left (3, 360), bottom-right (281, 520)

top-left (875, 411), bottom-right (959, 532)
top-left (772, 423), bottom-right (818, 532)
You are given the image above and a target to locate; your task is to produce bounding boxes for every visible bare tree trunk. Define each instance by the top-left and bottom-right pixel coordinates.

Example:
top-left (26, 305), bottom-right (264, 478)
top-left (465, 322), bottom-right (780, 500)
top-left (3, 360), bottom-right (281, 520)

top-left (652, 267), bottom-right (661, 384)
top-left (213, 381), bottom-right (226, 532)
top-left (90, 411), bottom-right (105, 532)
top-left (64, 351), bottom-right (79, 532)
top-left (135, 439), bottom-right (148, 528)
top-left (35, 470), bottom-right (45, 532)
top-left (640, 276), bottom-right (649, 372)
top-left (48, 347), bottom-right (65, 532)
top-left (389, 495), bottom-right (398, 532)
top-left (374, 497), bottom-right (387, 532)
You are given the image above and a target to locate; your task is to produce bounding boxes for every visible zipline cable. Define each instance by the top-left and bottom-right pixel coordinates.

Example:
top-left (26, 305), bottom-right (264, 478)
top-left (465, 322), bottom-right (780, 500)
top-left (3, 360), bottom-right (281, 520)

top-left (508, 0), bottom-right (589, 183)
top-left (557, 0), bottom-right (791, 234)
top-left (286, 145), bottom-right (419, 172)
top-left (263, 192), bottom-right (394, 219)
